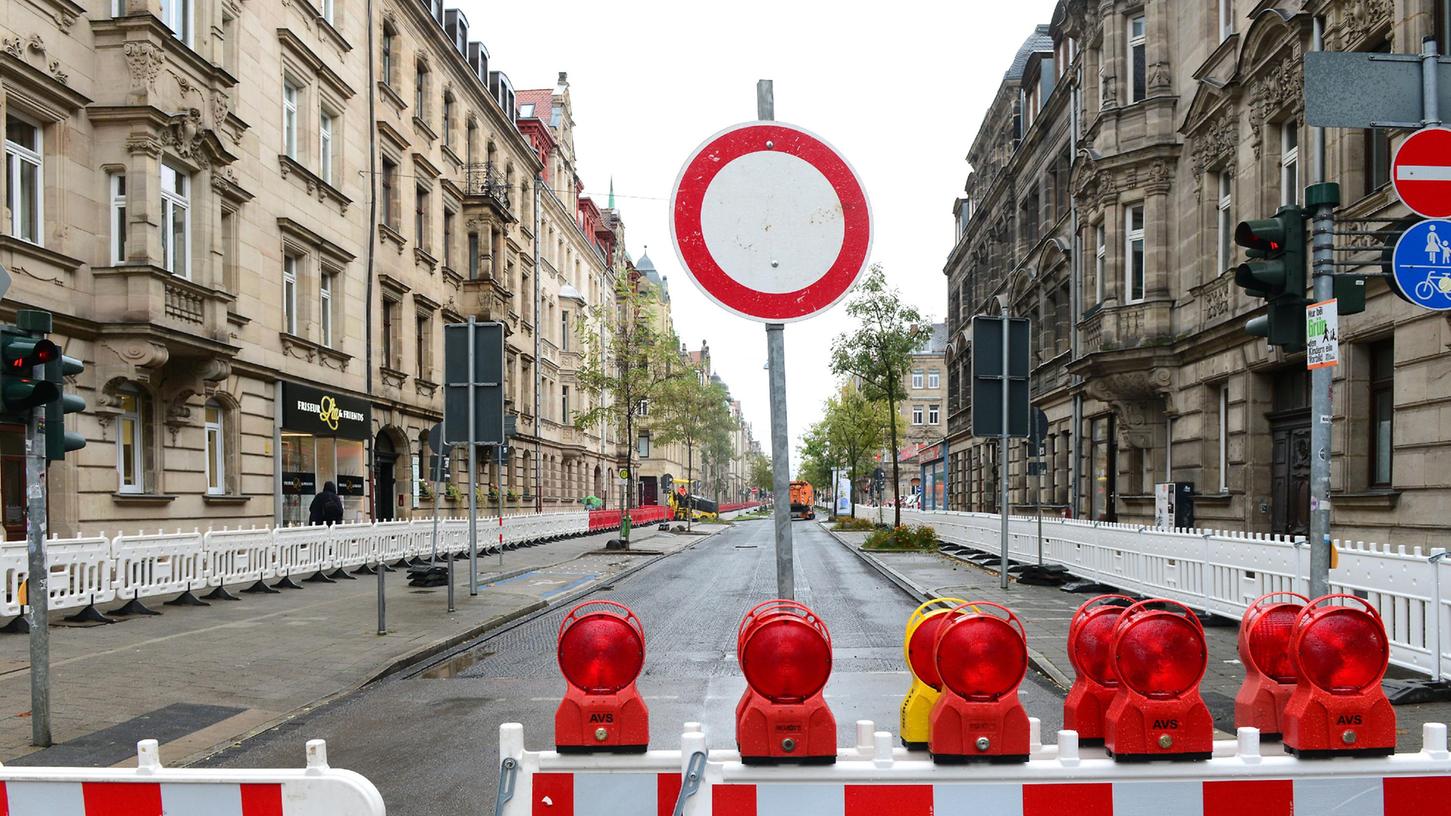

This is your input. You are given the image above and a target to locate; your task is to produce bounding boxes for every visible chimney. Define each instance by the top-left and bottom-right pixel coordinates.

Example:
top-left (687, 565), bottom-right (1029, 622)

top-left (558, 71), bottom-right (569, 87)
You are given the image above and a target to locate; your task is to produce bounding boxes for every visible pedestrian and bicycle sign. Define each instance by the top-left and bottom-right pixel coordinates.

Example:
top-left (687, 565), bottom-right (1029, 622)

top-left (670, 121), bottom-right (872, 322)
top-left (1392, 219), bottom-right (1451, 310)
top-left (1393, 127), bottom-right (1451, 218)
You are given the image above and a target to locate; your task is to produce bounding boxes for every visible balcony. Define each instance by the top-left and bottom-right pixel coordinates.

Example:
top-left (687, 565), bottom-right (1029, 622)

top-left (462, 163), bottom-right (512, 218)
top-left (92, 264), bottom-right (232, 350)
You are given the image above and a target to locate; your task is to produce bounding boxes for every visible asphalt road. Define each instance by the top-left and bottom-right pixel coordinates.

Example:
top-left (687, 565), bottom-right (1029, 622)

top-left (202, 518), bottom-right (1066, 815)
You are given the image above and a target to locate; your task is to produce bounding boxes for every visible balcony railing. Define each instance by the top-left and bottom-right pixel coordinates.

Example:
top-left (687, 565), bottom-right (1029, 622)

top-left (463, 163), bottom-right (511, 212)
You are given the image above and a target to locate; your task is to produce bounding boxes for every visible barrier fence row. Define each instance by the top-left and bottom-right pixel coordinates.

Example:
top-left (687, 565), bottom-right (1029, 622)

top-left (854, 506), bottom-right (1451, 682)
top-left (0, 505), bottom-right (691, 624)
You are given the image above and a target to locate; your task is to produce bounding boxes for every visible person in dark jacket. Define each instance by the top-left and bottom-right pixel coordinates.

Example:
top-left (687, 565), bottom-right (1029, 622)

top-left (309, 481), bottom-right (345, 526)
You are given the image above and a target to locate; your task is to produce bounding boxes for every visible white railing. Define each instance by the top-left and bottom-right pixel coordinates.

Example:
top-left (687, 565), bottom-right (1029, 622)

top-left (854, 506), bottom-right (1451, 681)
top-left (0, 511), bottom-right (591, 621)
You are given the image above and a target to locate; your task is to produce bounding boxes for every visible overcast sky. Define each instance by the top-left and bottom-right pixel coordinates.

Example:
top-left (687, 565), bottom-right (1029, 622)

top-left (460, 0), bottom-right (1056, 470)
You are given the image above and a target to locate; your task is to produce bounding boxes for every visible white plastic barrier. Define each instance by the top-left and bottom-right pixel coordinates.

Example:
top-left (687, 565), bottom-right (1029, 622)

top-left (1, 542), bottom-right (22, 617)
top-left (497, 720), bottom-right (1451, 816)
top-left (204, 527), bottom-right (276, 589)
top-left (112, 530), bottom-right (206, 601)
top-left (38, 535), bottom-right (115, 612)
top-left (376, 520), bottom-right (412, 564)
top-left (331, 521), bottom-right (373, 571)
top-left (0, 737), bottom-right (383, 815)
top-left (273, 524), bottom-right (329, 579)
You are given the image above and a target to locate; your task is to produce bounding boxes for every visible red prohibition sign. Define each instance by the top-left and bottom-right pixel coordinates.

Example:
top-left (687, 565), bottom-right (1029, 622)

top-left (670, 122), bottom-right (872, 322)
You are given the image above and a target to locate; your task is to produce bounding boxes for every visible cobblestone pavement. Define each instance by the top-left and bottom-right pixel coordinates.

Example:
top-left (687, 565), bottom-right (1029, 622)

top-left (0, 524), bottom-right (691, 766)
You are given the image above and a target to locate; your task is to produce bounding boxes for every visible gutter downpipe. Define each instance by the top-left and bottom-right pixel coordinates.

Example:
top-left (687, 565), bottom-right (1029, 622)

top-left (362, 0), bottom-right (378, 520)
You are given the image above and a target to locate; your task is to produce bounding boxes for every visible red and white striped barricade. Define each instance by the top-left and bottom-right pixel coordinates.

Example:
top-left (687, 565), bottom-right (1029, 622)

top-left (0, 737), bottom-right (383, 815)
top-left (1, 540), bottom-right (22, 619)
top-left (112, 530), bottom-right (206, 604)
top-left (497, 721), bottom-right (1451, 816)
top-left (204, 527), bottom-right (277, 591)
top-left (273, 525), bottom-right (329, 581)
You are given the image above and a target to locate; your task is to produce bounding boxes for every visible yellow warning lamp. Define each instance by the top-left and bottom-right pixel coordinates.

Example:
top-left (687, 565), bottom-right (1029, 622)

top-left (899, 596), bottom-right (969, 750)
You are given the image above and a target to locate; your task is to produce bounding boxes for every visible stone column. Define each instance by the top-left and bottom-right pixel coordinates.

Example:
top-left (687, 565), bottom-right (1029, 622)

top-left (1146, 161), bottom-right (1172, 299)
top-left (124, 133), bottom-right (163, 268)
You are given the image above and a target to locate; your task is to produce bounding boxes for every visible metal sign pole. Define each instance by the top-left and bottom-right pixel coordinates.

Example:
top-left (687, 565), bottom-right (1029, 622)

top-left (25, 397), bottom-right (50, 747)
top-left (497, 445), bottom-right (505, 567)
top-left (1036, 443), bottom-right (1044, 567)
top-left (759, 78), bottom-right (794, 602)
top-left (467, 317), bottom-right (479, 597)
top-left (999, 308), bottom-right (1011, 590)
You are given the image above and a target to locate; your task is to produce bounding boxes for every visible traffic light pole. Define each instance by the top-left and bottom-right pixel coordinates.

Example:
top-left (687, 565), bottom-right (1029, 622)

top-left (1307, 182), bottom-right (1340, 600)
top-left (24, 402), bottom-right (50, 747)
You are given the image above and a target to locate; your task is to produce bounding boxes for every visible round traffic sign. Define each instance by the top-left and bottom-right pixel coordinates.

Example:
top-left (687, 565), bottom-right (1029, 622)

top-left (670, 122), bottom-right (872, 322)
top-left (1391, 219), bottom-right (1451, 310)
top-left (1392, 127), bottom-right (1451, 218)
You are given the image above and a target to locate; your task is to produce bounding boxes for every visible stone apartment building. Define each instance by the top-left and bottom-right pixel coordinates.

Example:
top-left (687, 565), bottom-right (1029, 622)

top-left (0, 0), bottom-right (636, 536)
top-left (894, 322), bottom-right (948, 500)
top-left (947, 0), bottom-right (1451, 547)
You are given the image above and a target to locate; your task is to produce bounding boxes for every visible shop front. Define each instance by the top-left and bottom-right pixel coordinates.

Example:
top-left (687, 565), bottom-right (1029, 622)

top-left (919, 441), bottom-right (947, 511)
top-left (278, 382), bottom-right (370, 526)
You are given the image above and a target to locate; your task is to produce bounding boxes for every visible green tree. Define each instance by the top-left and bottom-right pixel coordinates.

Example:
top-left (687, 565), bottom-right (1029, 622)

top-left (824, 383), bottom-right (887, 518)
top-left (796, 420), bottom-right (836, 499)
top-left (748, 453), bottom-right (773, 494)
top-left (574, 274), bottom-right (681, 545)
top-left (829, 264), bottom-right (933, 528)
top-left (652, 365), bottom-right (732, 529)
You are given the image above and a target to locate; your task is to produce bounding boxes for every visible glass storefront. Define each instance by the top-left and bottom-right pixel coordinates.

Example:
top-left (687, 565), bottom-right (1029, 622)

top-left (279, 382), bottom-right (371, 526)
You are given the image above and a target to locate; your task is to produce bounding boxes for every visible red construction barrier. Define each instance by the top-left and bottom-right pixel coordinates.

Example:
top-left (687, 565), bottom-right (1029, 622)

top-left (588, 510), bottom-right (623, 532)
top-left (719, 502), bottom-right (762, 513)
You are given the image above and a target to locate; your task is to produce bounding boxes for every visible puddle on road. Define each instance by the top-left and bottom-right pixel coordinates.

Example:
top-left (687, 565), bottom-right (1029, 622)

top-left (421, 647), bottom-right (496, 679)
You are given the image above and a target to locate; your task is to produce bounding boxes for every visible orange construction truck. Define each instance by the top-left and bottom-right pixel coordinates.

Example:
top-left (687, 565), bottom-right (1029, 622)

top-left (789, 481), bottom-right (815, 520)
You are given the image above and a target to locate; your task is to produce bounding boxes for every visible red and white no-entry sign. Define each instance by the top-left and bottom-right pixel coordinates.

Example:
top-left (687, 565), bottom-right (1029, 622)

top-left (670, 121), bottom-right (872, 322)
top-left (1392, 126), bottom-right (1451, 218)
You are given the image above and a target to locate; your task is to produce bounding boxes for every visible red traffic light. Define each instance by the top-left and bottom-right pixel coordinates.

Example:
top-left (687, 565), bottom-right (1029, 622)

top-left (4, 336), bottom-right (59, 371)
top-left (1064, 595), bottom-right (1134, 744)
top-left (1103, 599), bottom-right (1213, 761)
top-left (1235, 592), bottom-right (1307, 739)
top-left (736, 600), bottom-right (837, 764)
top-left (1283, 594), bottom-right (1396, 757)
top-left (928, 601), bottom-right (1030, 763)
top-left (554, 601), bottom-right (649, 753)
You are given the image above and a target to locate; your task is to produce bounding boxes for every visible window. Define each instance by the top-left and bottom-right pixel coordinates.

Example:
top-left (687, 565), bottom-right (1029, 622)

top-left (1369, 340), bottom-right (1394, 487)
top-left (1127, 14), bottom-right (1147, 103)
top-left (912, 369), bottom-right (924, 389)
top-left (467, 231), bottom-right (480, 278)
top-left (562, 385), bottom-right (570, 424)
top-left (1125, 204), bottom-right (1145, 303)
top-left (415, 313), bottom-right (429, 378)
top-left (321, 0), bottom-right (334, 25)
top-left (1364, 127), bottom-right (1391, 196)
top-left (319, 110), bottom-right (334, 184)
top-left (204, 400), bottom-right (225, 495)
top-left (1280, 123), bottom-right (1299, 207)
top-left (109, 172), bottom-right (127, 264)
top-left (1094, 223), bottom-right (1106, 304)
top-left (442, 93), bottom-right (454, 147)
top-left (927, 369), bottom-right (940, 389)
top-left (442, 209), bottom-right (455, 269)
top-left (221, 207), bottom-right (238, 292)
top-left (5, 116), bottom-right (42, 245)
top-left (380, 25), bottom-right (396, 86)
top-left (1218, 0), bottom-right (1234, 41)
top-left (159, 0), bottom-right (190, 44)
top-left (912, 405), bottom-right (924, 425)
top-left (1217, 383), bottom-right (1229, 493)
top-left (415, 186), bottom-right (429, 250)
top-left (283, 256), bottom-right (298, 334)
top-left (381, 298), bottom-right (398, 369)
top-left (320, 269), bottom-right (334, 347)
top-left (637, 431), bottom-right (650, 458)
top-left (928, 404), bottom-right (940, 425)
top-left (561, 309), bottom-right (570, 351)
top-left (637, 400), bottom-right (649, 417)
top-left (160, 165), bottom-right (190, 277)
top-left (117, 385), bottom-right (146, 493)
top-left (380, 158), bottom-right (397, 227)
top-left (414, 61), bottom-right (428, 117)
top-left (1217, 172), bottom-right (1233, 272)
top-left (283, 82), bottom-right (299, 159)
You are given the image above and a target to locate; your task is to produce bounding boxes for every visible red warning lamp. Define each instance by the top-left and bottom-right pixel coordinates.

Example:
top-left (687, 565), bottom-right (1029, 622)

top-left (736, 599), bottom-right (837, 764)
top-left (1235, 592), bottom-right (1308, 739)
top-left (1283, 594), bottom-right (1396, 757)
top-left (555, 600), bottom-right (648, 753)
top-left (928, 601), bottom-right (1030, 763)
top-left (1103, 599), bottom-right (1213, 761)
top-left (1064, 594), bottom-right (1134, 744)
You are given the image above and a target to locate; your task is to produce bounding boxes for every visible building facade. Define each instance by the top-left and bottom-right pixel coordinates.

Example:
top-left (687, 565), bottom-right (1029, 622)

top-left (947, 0), bottom-right (1451, 547)
top-left (0, 0), bottom-right (644, 536)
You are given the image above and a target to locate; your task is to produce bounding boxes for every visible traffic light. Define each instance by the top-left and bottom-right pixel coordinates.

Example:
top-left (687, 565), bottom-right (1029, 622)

top-left (1234, 206), bottom-right (1307, 351)
top-left (0, 328), bottom-right (59, 415)
top-left (45, 349), bottom-right (86, 460)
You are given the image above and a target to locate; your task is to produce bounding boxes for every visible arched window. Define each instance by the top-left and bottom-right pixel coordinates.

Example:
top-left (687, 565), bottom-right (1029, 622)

top-left (204, 399), bottom-right (226, 495)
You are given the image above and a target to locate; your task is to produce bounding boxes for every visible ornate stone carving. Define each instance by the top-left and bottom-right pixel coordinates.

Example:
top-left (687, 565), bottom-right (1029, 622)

top-left (210, 90), bottom-right (231, 129)
top-left (1146, 161), bottom-right (1172, 195)
top-left (1248, 45), bottom-right (1302, 159)
top-left (1190, 110), bottom-right (1238, 190)
top-left (126, 133), bottom-right (163, 156)
top-left (196, 358), bottom-right (231, 382)
top-left (123, 42), bottom-right (163, 90)
top-left (1148, 61), bottom-right (1172, 92)
top-left (165, 108), bottom-right (207, 159)
top-left (1329, 0), bottom-right (1393, 50)
top-left (1100, 72), bottom-right (1117, 108)
top-left (1201, 276), bottom-right (1230, 324)
top-left (107, 339), bottom-right (170, 369)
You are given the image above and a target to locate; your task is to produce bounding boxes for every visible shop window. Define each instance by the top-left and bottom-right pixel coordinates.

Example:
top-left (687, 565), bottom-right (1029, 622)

top-left (204, 400), bottom-right (226, 495)
top-left (161, 164), bottom-right (190, 277)
top-left (116, 384), bottom-right (149, 494)
top-left (5, 115), bottom-right (43, 245)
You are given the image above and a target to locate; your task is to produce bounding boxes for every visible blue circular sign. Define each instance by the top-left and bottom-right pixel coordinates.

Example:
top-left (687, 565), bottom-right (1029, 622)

top-left (1393, 219), bottom-right (1451, 311)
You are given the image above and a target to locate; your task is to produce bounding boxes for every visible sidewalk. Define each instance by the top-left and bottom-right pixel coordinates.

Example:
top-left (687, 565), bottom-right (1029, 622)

top-left (0, 523), bottom-right (716, 767)
top-left (823, 522), bottom-right (1451, 751)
